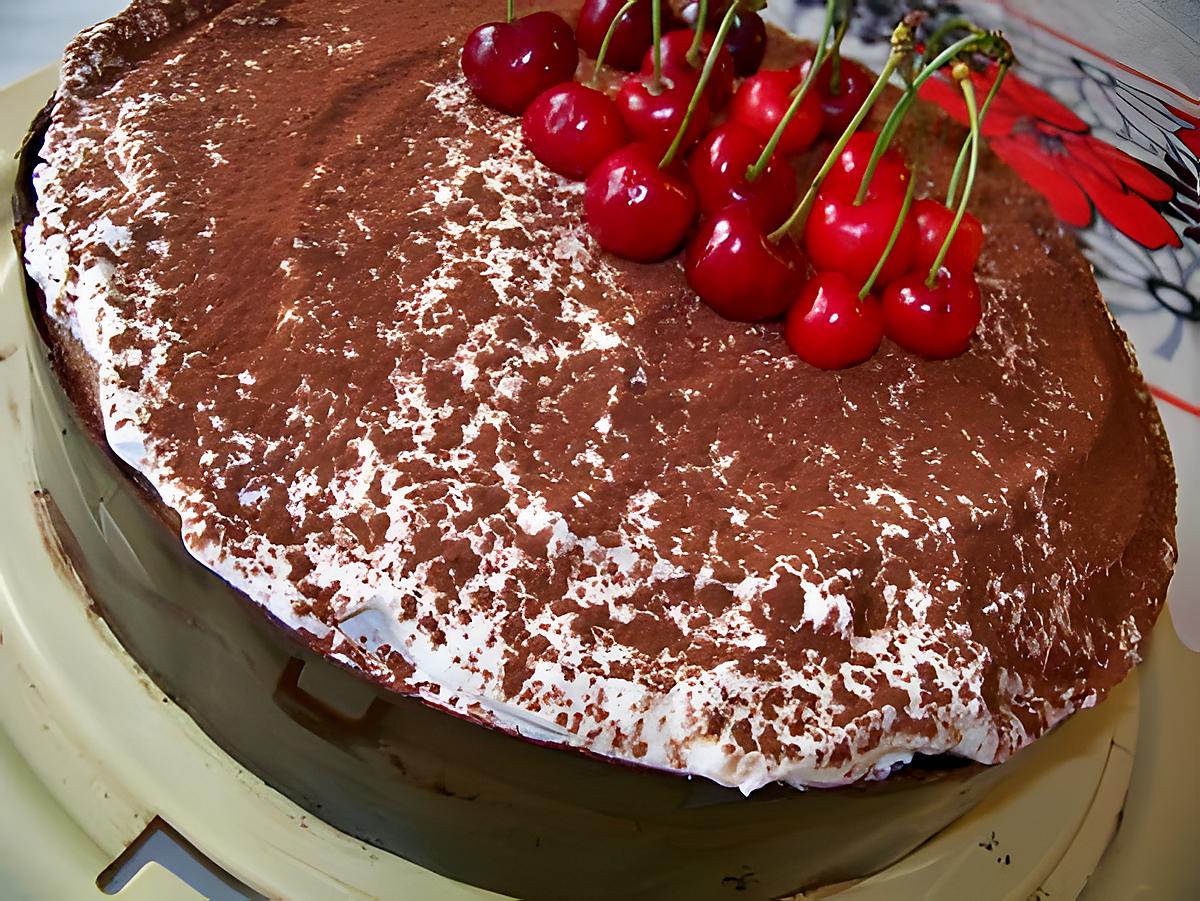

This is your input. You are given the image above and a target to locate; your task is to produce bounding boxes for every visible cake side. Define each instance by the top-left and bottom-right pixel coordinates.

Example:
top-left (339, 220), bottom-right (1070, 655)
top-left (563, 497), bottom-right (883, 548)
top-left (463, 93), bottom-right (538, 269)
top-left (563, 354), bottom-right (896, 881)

top-left (19, 0), bottom-right (1177, 792)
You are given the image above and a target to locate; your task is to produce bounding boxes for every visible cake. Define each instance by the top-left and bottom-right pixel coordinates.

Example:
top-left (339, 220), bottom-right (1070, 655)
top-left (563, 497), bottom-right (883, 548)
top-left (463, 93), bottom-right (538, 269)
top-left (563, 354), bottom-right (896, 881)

top-left (13, 0), bottom-right (1177, 894)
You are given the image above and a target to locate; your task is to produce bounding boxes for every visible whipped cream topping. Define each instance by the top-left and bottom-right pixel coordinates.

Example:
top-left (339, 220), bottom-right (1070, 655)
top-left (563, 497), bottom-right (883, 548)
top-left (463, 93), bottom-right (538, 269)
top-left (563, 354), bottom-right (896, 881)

top-left (23, 0), bottom-right (1175, 793)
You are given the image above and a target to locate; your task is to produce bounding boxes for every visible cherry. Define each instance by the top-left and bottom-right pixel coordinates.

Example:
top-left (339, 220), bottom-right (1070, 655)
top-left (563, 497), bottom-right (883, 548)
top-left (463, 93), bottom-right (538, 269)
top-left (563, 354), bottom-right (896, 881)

top-left (584, 143), bottom-right (698, 261)
top-left (911, 198), bottom-right (984, 274)
top-left (462, 12), bottom-right (579, 115)
top-left (803, 188), bottom-right (917, 287)
top-left (687, 122), bottom-right (797, 229)
top-left (730, 69), bottom-right (824, 156)
top-left (685, 202), bottom-right (808, 322)
top-left (642, 29), bottom-right (735, 109)
top-left (681, 2), bottom-right (766, 76)
top-left (576, 0), bottom-right (657, 72)
top-left (522, 83), bottom-right (628, 180)
top-left (785, 271), bottom-right (884, 369)
top-left (820, 130), bottom-right (910, 202)
top-left (617, 72), bottom-right (711, 153)
top-left (882, 267), bottom-right (983, 358)
top-left (798, 52), bottom-right (875, 138)
top-left (725, 7), bottom-right (768, 76)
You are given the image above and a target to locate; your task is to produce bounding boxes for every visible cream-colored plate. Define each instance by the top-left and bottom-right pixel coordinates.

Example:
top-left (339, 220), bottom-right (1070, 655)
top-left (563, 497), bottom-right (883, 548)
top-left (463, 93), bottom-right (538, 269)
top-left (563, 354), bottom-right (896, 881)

top-left (1, 65), bottom-right (1196, 901)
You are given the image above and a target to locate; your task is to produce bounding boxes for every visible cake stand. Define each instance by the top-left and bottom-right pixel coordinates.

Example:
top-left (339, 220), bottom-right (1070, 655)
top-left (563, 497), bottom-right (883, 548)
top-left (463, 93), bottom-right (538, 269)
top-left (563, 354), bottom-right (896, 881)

top-left (2, 64), bottom-right (1197, 900)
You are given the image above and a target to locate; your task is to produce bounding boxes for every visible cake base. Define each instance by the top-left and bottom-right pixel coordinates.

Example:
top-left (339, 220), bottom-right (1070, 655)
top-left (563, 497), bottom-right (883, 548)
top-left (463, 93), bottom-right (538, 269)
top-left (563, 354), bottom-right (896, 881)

top-left (7, 25), bottom-right (1172, 899)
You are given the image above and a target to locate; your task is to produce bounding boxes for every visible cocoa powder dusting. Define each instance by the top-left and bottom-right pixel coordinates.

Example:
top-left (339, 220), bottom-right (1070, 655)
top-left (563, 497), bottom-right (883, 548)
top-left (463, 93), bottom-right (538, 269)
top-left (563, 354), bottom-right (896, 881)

top-left (22, 0), bottom-right (1176, 790)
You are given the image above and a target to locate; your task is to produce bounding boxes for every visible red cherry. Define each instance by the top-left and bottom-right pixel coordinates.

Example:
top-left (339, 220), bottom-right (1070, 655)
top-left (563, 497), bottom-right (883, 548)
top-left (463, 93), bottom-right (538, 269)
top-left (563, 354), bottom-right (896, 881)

top-left (882, 268), bottom-right (983, 358)
top-left (642, 29), bottom-right (735, 109)
top-left (687, 122), bottom-right (797, 229)
top-left (785, 271), bottom-right (884, 369)
top-left (803, 188), bottom-right (917, 287)
top-left (799, 52), bottom-right (875, 137)
top-left (576, 0), bottom-right (657, 71)
top-left (820, 131), bottom-right (910, 202)
top-left (681, 2), bottom-right (766, 76)
top-left (584, 143), bottom-right (698, 261)
top-left (911, 198), bottom-right (985, 274)
top-left (522, 83), bottom-right (628, 180)
top-left (462, 12), bottom-right (579, 116)
top-left (730, 70), bottom-right (824, 156)
top-left (685, 203), bottom-right (808, 321)
top-left (616, 73), bottom-right (710, 154)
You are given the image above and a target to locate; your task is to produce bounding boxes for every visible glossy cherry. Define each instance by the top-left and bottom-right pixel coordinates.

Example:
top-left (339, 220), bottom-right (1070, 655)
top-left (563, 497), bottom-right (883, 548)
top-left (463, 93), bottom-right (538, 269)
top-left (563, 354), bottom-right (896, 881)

top-left (730, 69), bottom-right (824, 156)
top-left (882, 267), bottom-right (983, 358)
top-left (687, 122), bottom-right (797, 229)
top-left (911, 198), bottom-right (985, 274)
top-left (616, 72), bottom-right (710, 153)
top-left (522, 83), bottom-right (628, 180)
top-left (584, 143), bottom-right (698, 261)
top-left (681, 2), bottom-right (766, 76)
top-left (803, 188), bottom-right (917, 287)
top-left (785, 271), bottom-right (884, 369)
top-left (819, 130), bottom-right (910, 202)
top-left (685, 202), bottom-right (808, 321)
top-left (799, 52), bottom-right (875, 137)
top-left (642, 29), bottom-right (735, 109)
top-left (462, 12), bottom-right (579, 115)
top-left (576, 0), bottom-right (658, 71)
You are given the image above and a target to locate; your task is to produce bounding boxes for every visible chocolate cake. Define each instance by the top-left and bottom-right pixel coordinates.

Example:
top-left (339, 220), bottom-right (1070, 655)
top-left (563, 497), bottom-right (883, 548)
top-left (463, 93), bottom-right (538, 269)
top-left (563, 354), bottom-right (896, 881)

top-left (17, 0), bottom-right (1176, 808)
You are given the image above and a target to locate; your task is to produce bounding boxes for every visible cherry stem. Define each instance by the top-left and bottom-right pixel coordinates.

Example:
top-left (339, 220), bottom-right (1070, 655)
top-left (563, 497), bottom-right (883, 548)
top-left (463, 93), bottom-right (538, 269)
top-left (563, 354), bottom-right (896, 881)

top-left (590, 0), bottom-right (640, 87)
top-left (659, 1), bottom-right (740, 169)
top-left (745, 0), bottom-right (838, 184)
top-left (651, 0), bottom-right (664, 91)
top-left (946, 62), bottom-right (1008, 207)
top-left (687, 0), bottom-right (709, 67)
top-left (927, 66), bottom-right (980, 286)
top-left (860, 173), bottom-right (916, 299)
top-left (768, 19), bottom-right (917, 243)
top-left (851, 29), bottom-right (986, 207)
top-left (921, 17), bottom-right (973, 67)
top-left (827, 6), bottom-right (851, 95)
top-left (506, 0), bottom-right (514, 24)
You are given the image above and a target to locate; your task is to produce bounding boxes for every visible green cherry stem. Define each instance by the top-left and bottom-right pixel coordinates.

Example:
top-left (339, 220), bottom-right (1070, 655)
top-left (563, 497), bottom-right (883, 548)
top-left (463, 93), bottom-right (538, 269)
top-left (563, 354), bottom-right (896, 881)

top-left (921, 17), bottom-right (974, 66)
top-left (946, 61), bottom-right (1008, 207)
top-left (589, 0), bottom-right (640, 87)
top-left (827, 4), bottom-right (851, 95)
top-left (659, 0), bottom-right (741, 168)
top-left (506, 0), bottom-right (514, 24)
top-left (687, 0), bottom-right (709, 67)
top-left (768, 18), bottom-right (918, 243)
top-left (651, 0), bottom-right (664, 91)
top-left (928, 64), bottom-right (980, 286)
top-left (861, 173), bottom-right (916, 299)
top-left (744, 0), bottom-right (838, 183)
top-left (851, 29), bottom-right (987, 207)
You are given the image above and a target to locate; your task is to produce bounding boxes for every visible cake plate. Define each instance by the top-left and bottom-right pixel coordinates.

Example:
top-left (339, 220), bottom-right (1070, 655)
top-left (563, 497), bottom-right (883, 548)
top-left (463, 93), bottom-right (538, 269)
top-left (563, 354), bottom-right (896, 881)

top-left (2, 64), bottom-right (1198, 901)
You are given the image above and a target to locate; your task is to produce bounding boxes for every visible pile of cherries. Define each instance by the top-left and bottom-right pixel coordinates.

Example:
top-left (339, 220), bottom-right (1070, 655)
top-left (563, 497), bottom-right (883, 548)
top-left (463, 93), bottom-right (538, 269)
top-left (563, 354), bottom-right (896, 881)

top-left (461, 0), bottom-right (1011, 368)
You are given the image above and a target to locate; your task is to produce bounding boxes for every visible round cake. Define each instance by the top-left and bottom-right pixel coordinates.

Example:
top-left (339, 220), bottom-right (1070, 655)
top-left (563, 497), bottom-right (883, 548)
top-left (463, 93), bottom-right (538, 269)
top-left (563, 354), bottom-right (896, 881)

top-left (14, 0), bottom-right (1177, 893)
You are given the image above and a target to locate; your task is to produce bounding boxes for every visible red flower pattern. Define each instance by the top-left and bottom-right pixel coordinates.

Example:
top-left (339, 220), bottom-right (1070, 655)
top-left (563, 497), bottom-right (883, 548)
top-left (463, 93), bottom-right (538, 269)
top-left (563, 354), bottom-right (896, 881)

top-left (921, 65), bottom-right (1184, 251)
